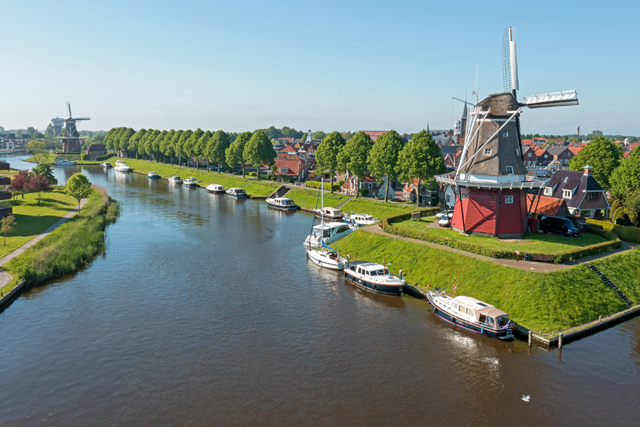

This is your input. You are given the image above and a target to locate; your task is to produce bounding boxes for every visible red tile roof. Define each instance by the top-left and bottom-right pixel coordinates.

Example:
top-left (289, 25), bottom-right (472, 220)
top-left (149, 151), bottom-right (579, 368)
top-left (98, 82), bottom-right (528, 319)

top-left (568, 147), bottom-right (583, 155)
top-left (526, 194), bottom-right (567, 217)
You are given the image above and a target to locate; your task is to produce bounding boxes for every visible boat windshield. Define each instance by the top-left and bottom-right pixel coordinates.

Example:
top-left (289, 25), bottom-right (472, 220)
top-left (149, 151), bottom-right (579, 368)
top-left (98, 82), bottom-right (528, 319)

top-left (496, 315), bottom-right (510, 328)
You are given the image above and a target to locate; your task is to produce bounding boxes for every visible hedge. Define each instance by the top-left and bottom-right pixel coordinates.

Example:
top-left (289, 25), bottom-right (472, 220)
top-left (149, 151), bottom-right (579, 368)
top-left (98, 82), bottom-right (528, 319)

top-left (587, 218), bottom-right (640, 244)
top-left (95, 153), bottom-right (115, 161)
top-left (382, 211), bottom-right (621, 263)
top-left (305, 180), bottom-right (341, 191)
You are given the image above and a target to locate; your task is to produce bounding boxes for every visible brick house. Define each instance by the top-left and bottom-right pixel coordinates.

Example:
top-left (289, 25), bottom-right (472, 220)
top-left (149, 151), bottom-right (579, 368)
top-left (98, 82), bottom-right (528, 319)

top-left (85, 144), bottom-right (107, 160)
top-left (545, 145), bottom-right (575, 166)
top-left (543, 166), bottom-right (610, 218)
top-left (274, 154), bottom-right (307, 181)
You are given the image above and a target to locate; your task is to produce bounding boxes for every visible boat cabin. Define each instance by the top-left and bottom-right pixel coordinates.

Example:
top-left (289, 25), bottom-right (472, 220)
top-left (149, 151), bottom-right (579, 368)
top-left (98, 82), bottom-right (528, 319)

top-left (312, 222), bottom-right (351, 238)
top-left (452, 296), bottom-right (510, 328)
top-left (349, 261), bottom-right (389, 276)
top-left (316, 207), bottom-right (342, 220)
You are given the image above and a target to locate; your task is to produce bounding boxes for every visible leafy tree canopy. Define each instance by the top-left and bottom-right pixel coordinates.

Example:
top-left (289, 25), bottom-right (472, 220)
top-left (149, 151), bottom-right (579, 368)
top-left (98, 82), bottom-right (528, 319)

top-left (32, 163), bottom-right (58, 186)
top-left (568, 136), bottom-right (621, 189)
top-left (65, 173), bottom-right (92, 210)
top-left (368, 130), bottom-right (405, 202)
top-left (398, 129), bottom-right (447, 189)
top-left (337, 131), bottom-right (373, 198)
top-left (243, 130), bottom-right (276, 180)
top-left (316, 131), bottom-right (346, 192)
top-left (610, 147), bottom-right (640, 197)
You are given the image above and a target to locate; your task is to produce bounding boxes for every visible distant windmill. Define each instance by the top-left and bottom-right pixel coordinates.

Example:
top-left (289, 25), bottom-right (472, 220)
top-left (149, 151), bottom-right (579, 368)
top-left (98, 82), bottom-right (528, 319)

top-left (436, 27), bottom-right (579, 238)
top-left (59, 102), bottom-right (90, 153)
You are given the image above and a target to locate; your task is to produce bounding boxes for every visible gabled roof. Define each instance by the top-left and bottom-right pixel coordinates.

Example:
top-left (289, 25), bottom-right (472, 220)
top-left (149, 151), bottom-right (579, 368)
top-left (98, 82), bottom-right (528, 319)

top-left (521, 139), bottom-right (534, 146)
top-left (568, 147), bottom-right (582, 155)
top-left (280, 146), bottom-right (297, 153)
top-left (546, 145), bottom-right (571, 156)
top-left (86, 144), bottom-right (106, 152)
top-left (526, 194), bottom-right (567, 216)
top-left (546, 169), bottom-right (605, 208)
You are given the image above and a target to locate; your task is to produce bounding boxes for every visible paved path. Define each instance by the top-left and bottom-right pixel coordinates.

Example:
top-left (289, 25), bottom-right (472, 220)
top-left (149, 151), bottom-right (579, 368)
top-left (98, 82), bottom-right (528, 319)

top-left (0, 199), bottom-right (87, 287)
top-left (363, 225), bottom-right (636, 272)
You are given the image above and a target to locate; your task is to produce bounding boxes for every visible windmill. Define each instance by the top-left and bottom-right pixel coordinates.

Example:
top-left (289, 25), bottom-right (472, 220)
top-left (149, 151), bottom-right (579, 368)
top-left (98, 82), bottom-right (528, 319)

top-left (435, 27), bottom-right (578, 238)
top-left (59, 102), bottom-right (91, 153)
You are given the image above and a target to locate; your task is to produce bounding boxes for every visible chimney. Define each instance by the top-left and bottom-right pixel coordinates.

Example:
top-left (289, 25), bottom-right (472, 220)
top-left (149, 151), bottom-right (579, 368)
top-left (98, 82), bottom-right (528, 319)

top-left (584, 165), bottom-right (592, 176)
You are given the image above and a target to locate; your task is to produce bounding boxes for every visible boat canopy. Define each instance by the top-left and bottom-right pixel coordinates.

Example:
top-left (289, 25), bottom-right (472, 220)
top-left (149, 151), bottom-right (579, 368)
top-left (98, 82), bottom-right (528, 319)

top-left (478, 306), bottom-right (508, 320)
top-left (321, 241), bottom-right (338, 252)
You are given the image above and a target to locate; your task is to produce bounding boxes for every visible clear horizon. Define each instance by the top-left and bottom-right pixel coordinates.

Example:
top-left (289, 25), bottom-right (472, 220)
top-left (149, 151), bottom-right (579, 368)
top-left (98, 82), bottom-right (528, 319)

top-left (1, 1), bottom-right (638, 135)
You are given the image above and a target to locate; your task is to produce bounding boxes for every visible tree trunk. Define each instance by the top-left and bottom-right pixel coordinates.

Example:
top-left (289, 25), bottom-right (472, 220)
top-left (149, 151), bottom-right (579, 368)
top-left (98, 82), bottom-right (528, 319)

top-left (416, 179), bottom-right (421, 207)
top-left (4, 232), bottom-right (6, 246)
top-left (218, 162), bottom-right (221, 173)
top-left (384, 177), bottom-right (390, 203)
top-left (355, 176), bottom-right (359, 198)
top-left (330, 174), bottom-right (334, 194)
top-left (242, 165), bottom-right (245, 179)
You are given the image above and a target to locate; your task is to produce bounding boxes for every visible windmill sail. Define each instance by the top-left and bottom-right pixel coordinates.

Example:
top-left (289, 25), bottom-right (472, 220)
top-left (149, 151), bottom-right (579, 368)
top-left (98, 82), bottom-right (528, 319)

top-left (523, 90), bottom-right (579, 108)
top-left (502, 27), bottom-right (519, 94)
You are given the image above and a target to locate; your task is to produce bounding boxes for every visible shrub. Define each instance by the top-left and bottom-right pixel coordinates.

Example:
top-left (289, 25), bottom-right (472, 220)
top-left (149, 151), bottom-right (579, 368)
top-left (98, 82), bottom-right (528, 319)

top-left (95, 153), bottom-right (115, 161)
top-left (358, 188), bottom-right (369, 197)
top-left (305, 181), bottom-right (341, 191)
top-left (613, 207), bottom-right (626, 225)
top-left (610, 199), bottom-right (622, 215)
top-left (587, 218), bottom-right (640, 244)
top-left (248, 172), bottom-right (256, 177)
top-left (81, 153), bottom-right (89, 161)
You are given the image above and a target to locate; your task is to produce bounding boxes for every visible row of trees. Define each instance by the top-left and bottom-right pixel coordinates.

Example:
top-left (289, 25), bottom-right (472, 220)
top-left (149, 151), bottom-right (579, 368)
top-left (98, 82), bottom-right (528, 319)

top-left (316, 130), bottom-right (446, 204)
top-left (103, 127), bottom-right (277, 179)
top-left (567, 136), bottom-right (640, 226)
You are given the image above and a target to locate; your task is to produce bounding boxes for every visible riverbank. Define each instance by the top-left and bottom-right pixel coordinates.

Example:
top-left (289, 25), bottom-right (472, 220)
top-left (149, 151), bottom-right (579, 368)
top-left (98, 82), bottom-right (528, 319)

top-left (1, 187), bottom-right (118, 299)
top-left (24, 153), bottom-right (102, 165)
top-left (333, 230), bottom-right (639, 334)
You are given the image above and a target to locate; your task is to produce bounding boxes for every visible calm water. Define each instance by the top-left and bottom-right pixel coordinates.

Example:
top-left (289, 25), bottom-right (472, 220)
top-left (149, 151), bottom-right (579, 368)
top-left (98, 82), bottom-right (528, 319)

top-left (0, 155), bottom-right (639, 426)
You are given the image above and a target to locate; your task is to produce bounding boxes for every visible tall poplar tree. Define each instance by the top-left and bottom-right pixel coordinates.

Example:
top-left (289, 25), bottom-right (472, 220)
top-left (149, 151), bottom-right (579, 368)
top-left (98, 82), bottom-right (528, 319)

top-left (337, 131), bottom-right (373, 198)
top-left (315, 131), bottom-right (346, 193)
top-left (398, 130), bottom-right (447, 206)
top-left (209, 130), bottom-right (231, 173)
top-left (368, 130), bottom-right (404, 202)
top-left (187, 128), bottom-right (204, 169)
top-left (225, 131), bottom-right (252, 178)
top-left (176, 130), bottom-right (193, 167)
top-left (161, 130), bottom-right (176, 163)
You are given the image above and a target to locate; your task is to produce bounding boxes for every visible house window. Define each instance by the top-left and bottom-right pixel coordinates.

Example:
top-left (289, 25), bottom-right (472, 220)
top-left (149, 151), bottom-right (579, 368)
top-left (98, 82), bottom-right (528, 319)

top-left (563, 189), bottom-right (572, 199)
top-left (590, 192), bottom-right (597, 199)
top-left (505, 195), bottom-right (513, 204)
top-left (581, 210), bottom-right (592, 217)
top-left (484, 149), bottom-right (492, 155)
top-left (544, 187), bottom-right (552, 196)
top-left (280, 168), bottom-right (289, 173)
top-left (562, 152), bottom-right (565, 157)
top-left (516, 148), bottom-right (519, 156)
top-left (446, 194), bottom-right (451, 205)
top-left (528, 153), bottom-right (532, 157)
top-left (544, 154), bottom-right (548, 158)
top-left (503, 131), bottom-right (509, 137)
top-left (506, 166), bottom-right (514, 174)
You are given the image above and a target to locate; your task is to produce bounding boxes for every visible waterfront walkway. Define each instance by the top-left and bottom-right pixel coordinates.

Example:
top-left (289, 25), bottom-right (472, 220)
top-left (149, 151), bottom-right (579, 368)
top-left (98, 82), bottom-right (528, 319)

top-left (363, 225), bottom-right (636, 272)
top-left (0, 199), bottom-right (87, 288)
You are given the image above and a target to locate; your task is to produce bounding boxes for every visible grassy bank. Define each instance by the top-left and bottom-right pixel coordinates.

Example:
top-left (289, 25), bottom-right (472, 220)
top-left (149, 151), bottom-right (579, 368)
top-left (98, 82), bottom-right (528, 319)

top-left (3, 188), bottom-right (118, 291)
top-left (24, 153), bottom-right (101, 165)
top-left (243, 182), bottom-right (279, 197)
top-left (591, 250), bottom-right (640, 304)
top-left (394, 216), bottom-right (611, 254)
top-left (0, 190), bottom-right (78, 259)
top-left (333, 231), bottom-right (629, 332)
top-left (286, 188), bottom-right (350, 210)
top-left (340, 198), bottom-right (423, 220)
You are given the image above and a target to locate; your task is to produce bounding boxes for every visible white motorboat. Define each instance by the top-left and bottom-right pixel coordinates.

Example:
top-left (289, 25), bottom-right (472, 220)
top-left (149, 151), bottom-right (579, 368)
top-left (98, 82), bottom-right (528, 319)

top-left (346, 213), bottom-right (378, 226)
top-left (306, 242), bottom-right (347, 271)
top-left (102, 162), bottom-right (112, 168)
top-left (344, 261), bottom-right (405, 296)
top-left (183, 177), bottom-right (198, 188)
top-left (205, 184), bottom-right (225, 193)
top-left (168, 176), bottom-right (183, 184)
top-left (303, 221), bottom-right (356, 247)
top-left (148, 171), bottom-right (160, 179)
top-left (53, 158), bottom-right (77, 166)
top-left (226, 188), bottom-right (248, 198)
top-left (266, 197), bottom-right (298, 210)
top-left (114, 161), bottom-right (131, 172)
top-left (314, 206), bottom-right (343, 221)
top-left (427, 291), bottom-right (515, 340)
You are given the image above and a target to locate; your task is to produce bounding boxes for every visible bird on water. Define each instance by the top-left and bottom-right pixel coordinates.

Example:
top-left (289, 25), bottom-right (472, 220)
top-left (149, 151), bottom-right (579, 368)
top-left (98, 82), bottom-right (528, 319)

top-left (521, 395), bottom-right (530, 402)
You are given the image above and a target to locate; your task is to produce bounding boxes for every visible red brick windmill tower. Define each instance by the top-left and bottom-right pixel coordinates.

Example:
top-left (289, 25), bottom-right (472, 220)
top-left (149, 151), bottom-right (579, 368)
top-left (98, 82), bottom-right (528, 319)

top-left (436, 27), bottom-right (579, 238)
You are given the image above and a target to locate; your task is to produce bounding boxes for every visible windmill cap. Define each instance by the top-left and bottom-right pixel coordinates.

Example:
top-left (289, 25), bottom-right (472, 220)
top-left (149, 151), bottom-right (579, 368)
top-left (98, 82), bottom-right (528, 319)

top-left (478, 92), bottom-right (519, 117)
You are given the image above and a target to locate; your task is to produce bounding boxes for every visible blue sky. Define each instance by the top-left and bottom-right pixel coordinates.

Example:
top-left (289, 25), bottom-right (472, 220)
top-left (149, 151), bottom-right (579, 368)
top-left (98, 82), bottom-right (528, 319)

top-left (1, 0), bottom-right (638, 135)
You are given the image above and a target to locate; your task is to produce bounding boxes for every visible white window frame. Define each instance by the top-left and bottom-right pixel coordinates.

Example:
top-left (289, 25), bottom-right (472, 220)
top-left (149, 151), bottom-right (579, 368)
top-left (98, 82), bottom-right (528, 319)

top-left (505, 195), bottom-right (514, 204)
top-left (563, 189), bottom-right (572, 199)
top-left (484, 148), bottom-right (492, 156)
top-left (544, 187), bottom-right (552, 196)
top-left (506, 166), bottom-right (514, 175)
top-left (590, 192), bottom-right (597, 199)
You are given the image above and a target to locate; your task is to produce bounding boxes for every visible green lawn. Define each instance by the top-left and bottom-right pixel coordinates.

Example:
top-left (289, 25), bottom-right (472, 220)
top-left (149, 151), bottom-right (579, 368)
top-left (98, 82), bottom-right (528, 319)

top-left (592, 250), bottom-right (640, 305)
top-left (243, 182), bottom-right (279, 197)
top-left (340, 198), bottom-right (423, 221)
top-left (393, 216), bottom-right (611, 254)
top-left (24, 153), bottom-right (101, 165)
top-left (0, 190), bottom-right (77, 260)
top-left (109, 158), bottom-right (249, 188)
top-left (333, 231), bottom-right (628, 333)
top-left (286, 188), bottom-right (350, 210)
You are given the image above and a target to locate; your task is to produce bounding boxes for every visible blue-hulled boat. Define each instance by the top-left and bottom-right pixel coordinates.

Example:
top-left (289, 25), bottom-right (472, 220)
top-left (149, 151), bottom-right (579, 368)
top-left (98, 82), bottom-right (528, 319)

top-left (226, 188), bottom-right (248, 198)
top-left (266, 197), bottom-right (298, 210)
top-left (426, 290), bottom-right (515, 339)
top-left (344, 261), bottom-right (405, 296)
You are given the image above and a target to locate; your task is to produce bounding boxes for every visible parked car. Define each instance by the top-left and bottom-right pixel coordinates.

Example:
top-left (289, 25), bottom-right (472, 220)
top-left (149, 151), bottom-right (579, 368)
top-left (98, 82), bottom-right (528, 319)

top-left (539, 215), bottom-right (580, 237)
top-left (435, 211), bottom-right (453, 220)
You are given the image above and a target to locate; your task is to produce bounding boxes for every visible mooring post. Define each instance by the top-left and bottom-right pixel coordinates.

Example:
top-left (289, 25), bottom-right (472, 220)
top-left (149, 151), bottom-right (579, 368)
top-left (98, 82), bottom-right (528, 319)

top-left (599, 315), bottom-right (602, 322)
top-left (528, 331), bottom-right (532, 347)
top-left (558, 333), bottom-right (563, 349)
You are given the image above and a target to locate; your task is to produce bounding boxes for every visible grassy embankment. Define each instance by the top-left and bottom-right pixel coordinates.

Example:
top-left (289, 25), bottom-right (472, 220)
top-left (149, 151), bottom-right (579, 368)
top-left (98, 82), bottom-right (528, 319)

top-left (394, 216), bottom-right (611, 254)
top-left (2, 188), bottom-right (118, 294)
top-left (0, 191), bottom-right (77, 260)
top-left (108, 158), bottom-right (280, 197)
top-left (340, 198), bottom-right (424, 221)
top-left (285, 188), bottom-right (350, 210)
top-left (24, 153), bottom-right (101, 165)
top-left (333, 231), bottom-right (635, 333)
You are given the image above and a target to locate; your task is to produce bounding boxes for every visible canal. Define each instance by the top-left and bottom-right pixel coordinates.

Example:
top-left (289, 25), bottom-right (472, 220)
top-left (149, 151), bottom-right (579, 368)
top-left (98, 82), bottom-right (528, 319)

top-left (0, 156), bottom-right (639, 426)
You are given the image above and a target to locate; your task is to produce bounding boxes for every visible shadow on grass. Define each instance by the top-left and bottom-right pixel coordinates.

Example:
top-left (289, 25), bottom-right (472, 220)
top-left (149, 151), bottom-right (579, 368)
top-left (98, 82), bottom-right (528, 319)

top-left (10, 214), bottom-right (69, 237)
top-left (12, 197), bottom-right (75, 212)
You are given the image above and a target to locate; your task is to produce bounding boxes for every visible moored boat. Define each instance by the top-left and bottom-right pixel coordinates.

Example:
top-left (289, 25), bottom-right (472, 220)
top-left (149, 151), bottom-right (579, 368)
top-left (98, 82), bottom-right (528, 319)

top-left (226, 188), bottom-right (248, 198)
top-left (53, 158), bottom-right (77, 166)
top-left (102, 162), bottom-right (112, 168)
top-left (426, 290), bottom-right (515, 340)
top-left (168, 176), bottom-right (183, 184)
top-left (306, 242), bottom-right (346, 271)
top-left (205, 184), bottom-right (225, 193)
top-left (314, 207), bottom-right (343, 221)
top-left (114, 161), bottom-right (131, 172)
top-left (266, 197), bottom-right (298, 210)
top-left (303, 221), bottom-right (356, 247)
top-left (183, 177), bottom-right (198, 188)
top-left (344, 261), bottom-right (405, 295)
top-left (346, 213), bottom-right (378, 226)
top-left (148, 171), bottom-right (160, 179)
